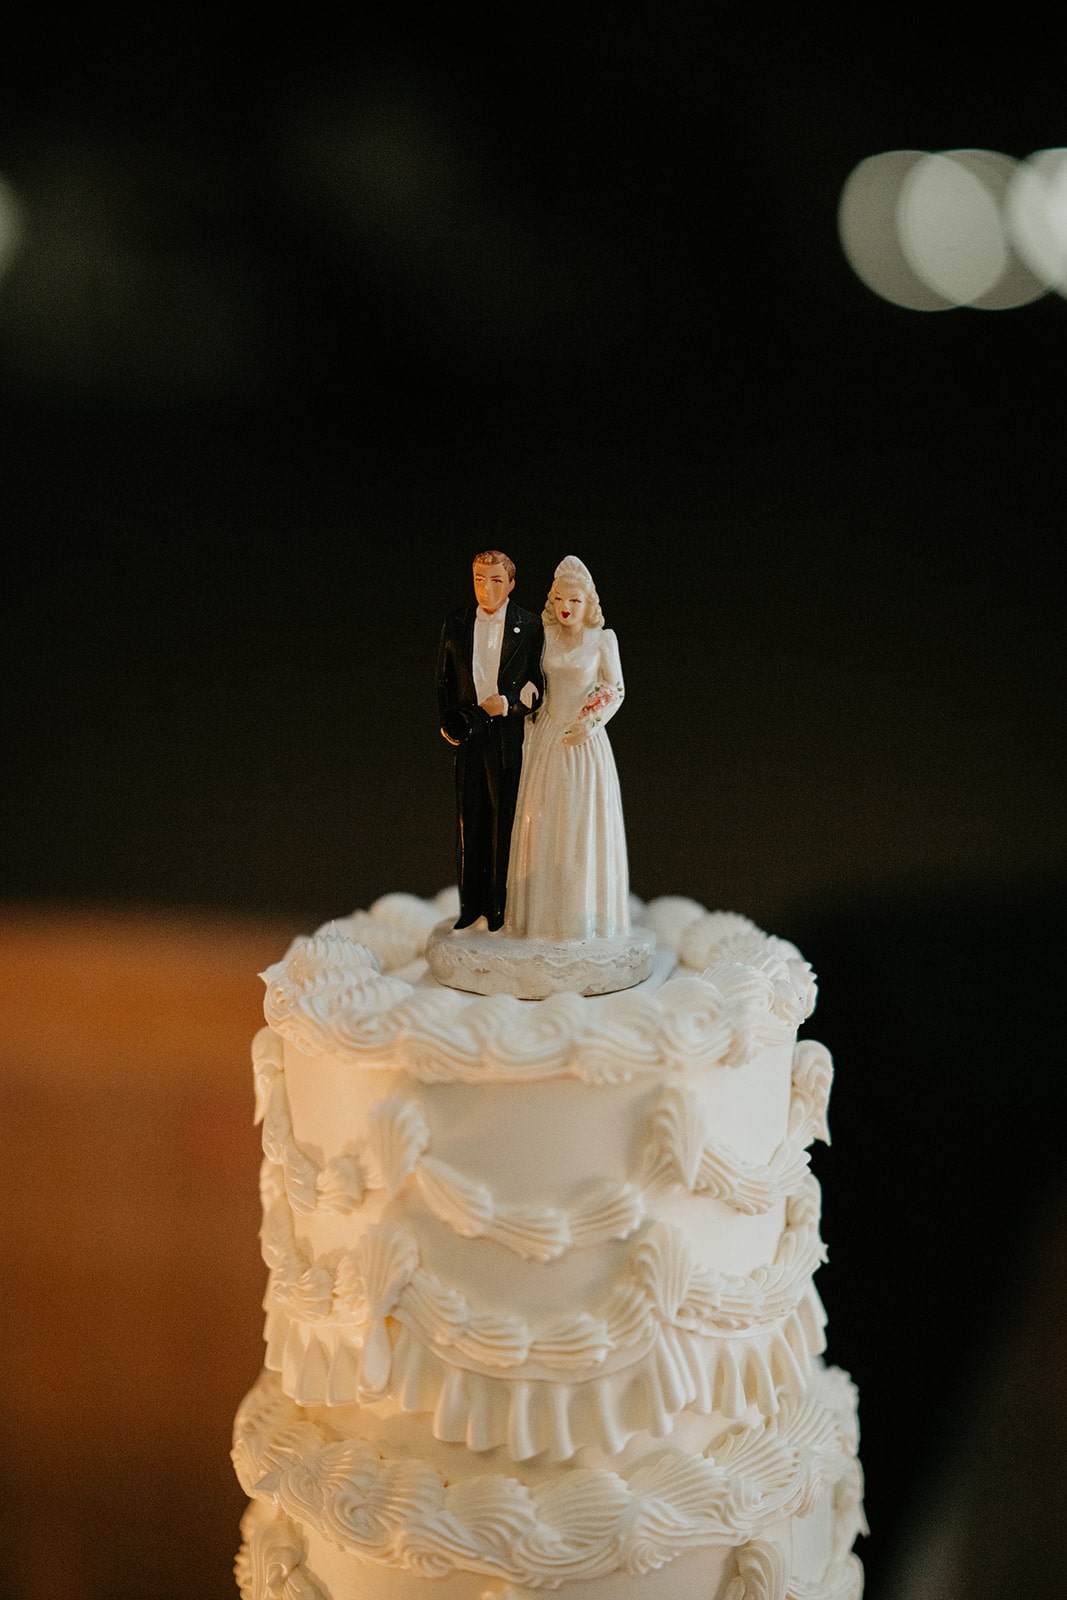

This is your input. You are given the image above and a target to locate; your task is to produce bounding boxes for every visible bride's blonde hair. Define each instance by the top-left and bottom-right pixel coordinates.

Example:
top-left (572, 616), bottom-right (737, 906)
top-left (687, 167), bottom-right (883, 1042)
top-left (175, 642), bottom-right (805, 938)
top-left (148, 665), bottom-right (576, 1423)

top-left (543, 554), bottom-right (604, 629)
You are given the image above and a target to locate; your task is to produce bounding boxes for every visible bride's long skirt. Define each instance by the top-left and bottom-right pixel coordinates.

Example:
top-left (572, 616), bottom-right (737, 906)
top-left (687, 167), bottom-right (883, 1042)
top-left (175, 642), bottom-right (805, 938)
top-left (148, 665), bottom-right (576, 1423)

top-left (505, 709), bottom-right (629, 940)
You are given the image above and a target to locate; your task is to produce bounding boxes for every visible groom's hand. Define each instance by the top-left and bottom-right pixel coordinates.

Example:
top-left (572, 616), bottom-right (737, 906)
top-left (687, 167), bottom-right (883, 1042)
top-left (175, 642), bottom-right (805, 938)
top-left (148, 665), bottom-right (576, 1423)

top-left (479, 694), bottom-right (507, 717)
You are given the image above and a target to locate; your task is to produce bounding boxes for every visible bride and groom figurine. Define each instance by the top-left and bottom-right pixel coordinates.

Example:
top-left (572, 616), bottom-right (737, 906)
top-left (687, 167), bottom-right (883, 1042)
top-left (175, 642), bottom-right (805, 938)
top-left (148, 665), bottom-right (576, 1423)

top-left (436, 549), bottom-right (640, 979)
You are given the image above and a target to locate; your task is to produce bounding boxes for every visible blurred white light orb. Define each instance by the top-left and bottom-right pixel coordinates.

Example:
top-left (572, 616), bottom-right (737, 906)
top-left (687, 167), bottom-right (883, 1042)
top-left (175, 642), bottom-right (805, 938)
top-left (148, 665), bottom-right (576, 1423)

top-left (838, 151), bottom-right (954, 311)
top-left (898, 151), bottom-right (1008, 305)
top-left (1005, 147), bottom-right (1067, 294)
top-left (839, 146), bottom-right (1063, 310)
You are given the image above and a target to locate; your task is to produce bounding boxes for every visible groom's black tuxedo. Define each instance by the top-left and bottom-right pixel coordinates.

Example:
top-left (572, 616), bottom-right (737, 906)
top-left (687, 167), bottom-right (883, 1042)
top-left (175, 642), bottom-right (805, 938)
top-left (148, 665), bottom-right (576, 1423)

top-left (436, 599), bottom-right (544, 929)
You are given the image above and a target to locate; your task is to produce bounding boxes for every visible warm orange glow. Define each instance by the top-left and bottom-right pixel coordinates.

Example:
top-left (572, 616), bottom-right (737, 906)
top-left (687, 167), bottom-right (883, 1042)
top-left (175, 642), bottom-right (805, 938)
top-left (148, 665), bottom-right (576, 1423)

top-left (0, 906), bottom-right (292, 1594)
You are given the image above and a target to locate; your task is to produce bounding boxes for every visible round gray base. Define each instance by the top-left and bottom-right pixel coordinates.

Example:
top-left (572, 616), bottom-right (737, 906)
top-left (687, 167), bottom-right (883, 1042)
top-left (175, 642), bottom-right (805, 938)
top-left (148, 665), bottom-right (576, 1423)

top-left (425, 919), bottom-right (657, 998)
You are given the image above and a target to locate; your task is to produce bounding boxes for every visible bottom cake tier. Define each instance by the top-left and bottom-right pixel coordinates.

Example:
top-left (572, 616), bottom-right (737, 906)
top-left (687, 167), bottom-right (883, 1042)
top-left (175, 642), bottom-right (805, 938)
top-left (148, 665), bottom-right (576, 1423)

top-left (233, 1362), bottom-right (865, 1599)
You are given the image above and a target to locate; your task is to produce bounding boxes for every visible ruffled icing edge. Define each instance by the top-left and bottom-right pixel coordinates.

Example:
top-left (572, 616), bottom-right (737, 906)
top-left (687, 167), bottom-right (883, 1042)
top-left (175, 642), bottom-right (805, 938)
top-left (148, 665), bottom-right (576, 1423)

top-left (258, 893), bottom-right (818, 1082)
top-left (232, 1362), bottom-right (865, 1591)
top-left (259, 1154), bottom-right (827, 1446)
top-left (262, 1276), bottom-right (828, 1462)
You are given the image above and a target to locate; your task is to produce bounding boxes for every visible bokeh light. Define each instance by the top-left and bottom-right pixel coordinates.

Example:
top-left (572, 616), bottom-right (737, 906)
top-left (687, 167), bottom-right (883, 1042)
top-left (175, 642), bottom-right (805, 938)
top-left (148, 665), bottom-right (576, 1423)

top-left (1005, 147), bottom-right (1067, 295)
top-left (898, 151), bottom-right (1009, 306)
top-left (839, 147), bottom-right (1067, 310)
top-left (837, 152), bottom-right (954, 311)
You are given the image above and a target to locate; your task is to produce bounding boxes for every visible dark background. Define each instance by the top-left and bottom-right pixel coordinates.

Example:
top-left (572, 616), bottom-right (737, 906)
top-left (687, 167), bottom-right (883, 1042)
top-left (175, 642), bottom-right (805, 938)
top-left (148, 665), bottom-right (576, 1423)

top-left (2, 16), bottom-right (1064, 1600)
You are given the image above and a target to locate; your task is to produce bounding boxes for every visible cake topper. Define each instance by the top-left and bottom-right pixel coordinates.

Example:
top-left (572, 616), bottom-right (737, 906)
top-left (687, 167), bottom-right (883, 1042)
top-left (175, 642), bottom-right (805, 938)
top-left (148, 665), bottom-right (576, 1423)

top-left (430, 554), bottom-right (654, 998)
top-left (435, 550), bottom-right (544, 932)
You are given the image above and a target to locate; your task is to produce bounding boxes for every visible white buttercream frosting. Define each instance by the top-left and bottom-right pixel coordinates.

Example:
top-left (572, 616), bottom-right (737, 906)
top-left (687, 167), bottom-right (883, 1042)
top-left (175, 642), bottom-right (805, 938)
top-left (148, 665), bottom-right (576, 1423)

top-left (253, 1029), bottom-right (832, 1251)
top-left (235, 1502), bottom-right (327, 1600)
top-left (259, 897), bottom-right (817, 1085)
top-left (260, 1178), bottom-right (825, 1376)
top-left (234, 1363), bottom-right (862, 1590)
top-left (235, 891), bottom-right (863, 1597)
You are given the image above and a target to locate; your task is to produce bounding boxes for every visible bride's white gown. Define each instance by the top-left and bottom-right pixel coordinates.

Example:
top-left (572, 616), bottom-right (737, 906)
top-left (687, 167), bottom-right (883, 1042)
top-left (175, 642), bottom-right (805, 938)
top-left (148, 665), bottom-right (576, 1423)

top-left (505, 625), bottom-right (629, 940)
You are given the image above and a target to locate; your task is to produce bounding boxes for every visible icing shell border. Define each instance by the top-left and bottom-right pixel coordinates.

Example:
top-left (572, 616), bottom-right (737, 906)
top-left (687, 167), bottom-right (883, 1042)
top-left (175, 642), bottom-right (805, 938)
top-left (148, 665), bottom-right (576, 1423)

top-left (233, 1364), bottom-right (864, 1590)
top-left (260, 895), bottom-right (818, 1083)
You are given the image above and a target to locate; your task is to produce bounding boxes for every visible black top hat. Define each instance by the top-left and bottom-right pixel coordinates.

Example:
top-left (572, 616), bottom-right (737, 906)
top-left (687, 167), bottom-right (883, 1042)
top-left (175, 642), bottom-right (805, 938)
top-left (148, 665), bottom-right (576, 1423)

top-left (440, 704), bottom-right (495, 747)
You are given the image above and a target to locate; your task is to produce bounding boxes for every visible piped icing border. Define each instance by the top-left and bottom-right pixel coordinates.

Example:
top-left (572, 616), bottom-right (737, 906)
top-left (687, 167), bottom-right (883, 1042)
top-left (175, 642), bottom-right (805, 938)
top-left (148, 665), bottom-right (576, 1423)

top-left (235, 1503), bottom-right (864, 1600)
top-left (260, 1191), bottom-right (827, 1456)
top-left (259, 896), bottom-right (817, 1084)
top-left (252, 895), bottom-right (830, 1457)
top-left (262, 1155), bottom-right (823, 1343)
top-left (262, 1180), bottom-right (826, 1367)
top-left (253, 1028), bottom-right (833, 1254)
top-left (642, 1038), bottom-right (832, 1202)
top-left (233, 1364), bottom-right (863, 1591)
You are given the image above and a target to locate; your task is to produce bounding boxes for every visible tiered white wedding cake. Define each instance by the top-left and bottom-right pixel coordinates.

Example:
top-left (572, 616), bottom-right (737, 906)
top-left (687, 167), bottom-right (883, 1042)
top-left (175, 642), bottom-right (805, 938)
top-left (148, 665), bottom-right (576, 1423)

top-left (231, 889), bottom-right (865, 1599)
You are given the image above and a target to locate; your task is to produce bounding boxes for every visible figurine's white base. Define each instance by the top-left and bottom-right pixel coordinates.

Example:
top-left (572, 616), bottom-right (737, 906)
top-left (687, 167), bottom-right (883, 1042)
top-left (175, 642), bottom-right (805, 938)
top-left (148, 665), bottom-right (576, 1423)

top-left (425, 918), bottom-right (657, 998)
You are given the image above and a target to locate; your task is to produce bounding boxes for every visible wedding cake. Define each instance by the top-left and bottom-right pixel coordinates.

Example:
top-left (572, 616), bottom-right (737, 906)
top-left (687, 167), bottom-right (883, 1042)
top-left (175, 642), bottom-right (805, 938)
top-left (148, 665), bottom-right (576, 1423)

top-left (231, 888), bottom-right (866, 1599)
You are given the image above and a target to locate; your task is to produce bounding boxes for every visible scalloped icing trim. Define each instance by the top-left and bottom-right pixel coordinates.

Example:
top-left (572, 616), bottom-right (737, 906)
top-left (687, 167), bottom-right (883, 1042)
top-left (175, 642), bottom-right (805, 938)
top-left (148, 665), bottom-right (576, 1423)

top-left (259, 1180), bottom-right (826, 1442)
top-left (261, 1175), bottom-right (825, 1343)
top-left (258, 899), bottom-right (817, 1084)
top-left (252, 1028), bottom-right (833, 1258)
top-left (232, 1364), bottom-right (863, 1590)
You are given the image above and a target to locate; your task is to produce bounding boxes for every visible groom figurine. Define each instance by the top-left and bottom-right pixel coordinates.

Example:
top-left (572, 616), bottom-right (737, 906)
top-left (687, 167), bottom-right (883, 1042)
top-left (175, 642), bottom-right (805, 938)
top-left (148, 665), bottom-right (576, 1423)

top-left (437, 550), bottom-right (544, 931)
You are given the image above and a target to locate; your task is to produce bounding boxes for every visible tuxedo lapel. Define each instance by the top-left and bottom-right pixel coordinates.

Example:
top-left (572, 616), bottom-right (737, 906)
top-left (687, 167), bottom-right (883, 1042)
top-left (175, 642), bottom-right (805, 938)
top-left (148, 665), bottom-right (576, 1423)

top-left (459, 604), bottom-right (477, 668)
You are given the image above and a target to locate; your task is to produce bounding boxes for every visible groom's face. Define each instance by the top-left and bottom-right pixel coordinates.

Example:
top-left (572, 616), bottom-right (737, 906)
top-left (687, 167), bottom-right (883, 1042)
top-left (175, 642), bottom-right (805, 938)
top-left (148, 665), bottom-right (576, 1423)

top-left (473, 561), bottom-right (514, 614)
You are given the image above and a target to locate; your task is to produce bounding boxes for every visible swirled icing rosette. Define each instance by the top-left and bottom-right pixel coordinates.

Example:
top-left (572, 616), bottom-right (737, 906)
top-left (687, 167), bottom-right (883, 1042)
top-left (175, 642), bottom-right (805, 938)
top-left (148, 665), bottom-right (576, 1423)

top-left (677, 910), bottom-right (764, 966)
top-left (261, 932), bottom-right (410, 1058)
top-left (332, 892), bottom-right (454, 972)
top-left (631, 895), bottom-right (709, 954)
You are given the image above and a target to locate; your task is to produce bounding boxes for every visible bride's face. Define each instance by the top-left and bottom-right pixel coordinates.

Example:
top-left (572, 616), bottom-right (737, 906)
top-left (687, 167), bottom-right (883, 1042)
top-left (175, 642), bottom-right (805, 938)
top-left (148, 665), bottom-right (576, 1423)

top-left (551, 583), bottom-right (588, 629)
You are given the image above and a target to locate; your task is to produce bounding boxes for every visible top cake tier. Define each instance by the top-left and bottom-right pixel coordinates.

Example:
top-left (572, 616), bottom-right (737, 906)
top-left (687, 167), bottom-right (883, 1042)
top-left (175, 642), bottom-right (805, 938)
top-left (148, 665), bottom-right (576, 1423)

top-left (253, 891), bottom-right (833, 1463)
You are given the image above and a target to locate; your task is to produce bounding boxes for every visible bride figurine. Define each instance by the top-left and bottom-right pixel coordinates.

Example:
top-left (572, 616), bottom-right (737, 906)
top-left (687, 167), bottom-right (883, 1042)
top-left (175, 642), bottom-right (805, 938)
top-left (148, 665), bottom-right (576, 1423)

top-left (505, 555), bottom-right (631, 941)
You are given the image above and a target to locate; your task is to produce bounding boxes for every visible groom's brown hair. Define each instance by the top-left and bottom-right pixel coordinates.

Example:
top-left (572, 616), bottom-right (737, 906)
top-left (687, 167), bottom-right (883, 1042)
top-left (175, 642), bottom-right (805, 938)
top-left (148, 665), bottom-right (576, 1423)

top-left (472, 550), bottom-right (515, 580)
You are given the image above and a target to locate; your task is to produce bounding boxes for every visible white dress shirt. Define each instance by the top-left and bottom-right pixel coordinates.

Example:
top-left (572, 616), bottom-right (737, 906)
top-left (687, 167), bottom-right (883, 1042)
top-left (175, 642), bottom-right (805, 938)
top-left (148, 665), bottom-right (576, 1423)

top-left (472, 603), bottom-right (507, 706)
